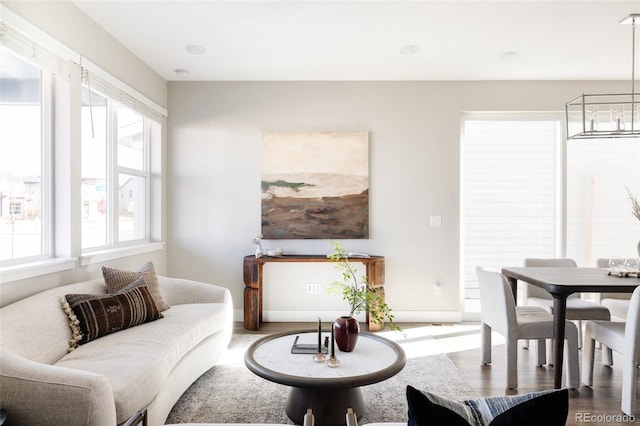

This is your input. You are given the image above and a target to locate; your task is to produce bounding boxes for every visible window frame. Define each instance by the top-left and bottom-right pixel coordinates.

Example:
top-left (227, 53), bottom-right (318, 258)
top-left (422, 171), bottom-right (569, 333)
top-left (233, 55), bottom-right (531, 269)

top-left (460, 112), bottom-right (565, 318)
top-left (0, 5), bottom-right (165, 283)
top-left (81, 86), bottom-right (154, 254)
top-left (0, 50), bottom-right (53, 267)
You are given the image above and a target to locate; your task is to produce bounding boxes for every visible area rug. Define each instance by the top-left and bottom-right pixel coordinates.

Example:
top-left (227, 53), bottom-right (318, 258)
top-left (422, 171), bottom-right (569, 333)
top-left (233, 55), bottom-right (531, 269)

top-left (166, 331), bottom-right (478, 424)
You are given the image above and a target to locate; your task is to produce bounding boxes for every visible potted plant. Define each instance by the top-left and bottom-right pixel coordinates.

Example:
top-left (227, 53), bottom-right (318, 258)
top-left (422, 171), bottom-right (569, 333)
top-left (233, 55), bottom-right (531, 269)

top-left (327, 241), bottom-right (400, 352)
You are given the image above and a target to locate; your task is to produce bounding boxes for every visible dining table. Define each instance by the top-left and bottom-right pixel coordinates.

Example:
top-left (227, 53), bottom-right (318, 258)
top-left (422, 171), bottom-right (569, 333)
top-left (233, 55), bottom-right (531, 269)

top-left (500, 266), bottom-right (640, 389)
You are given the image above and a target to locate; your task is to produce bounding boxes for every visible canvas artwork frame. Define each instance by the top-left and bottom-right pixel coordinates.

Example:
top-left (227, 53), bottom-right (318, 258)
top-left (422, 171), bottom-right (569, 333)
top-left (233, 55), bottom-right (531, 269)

top-left (261, 131), bottom-right (369, 239)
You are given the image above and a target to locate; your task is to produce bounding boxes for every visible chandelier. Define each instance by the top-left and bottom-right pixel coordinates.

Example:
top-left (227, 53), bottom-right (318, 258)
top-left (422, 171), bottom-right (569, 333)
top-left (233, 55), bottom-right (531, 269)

top-left (566, 14), bottom-right (640, 139)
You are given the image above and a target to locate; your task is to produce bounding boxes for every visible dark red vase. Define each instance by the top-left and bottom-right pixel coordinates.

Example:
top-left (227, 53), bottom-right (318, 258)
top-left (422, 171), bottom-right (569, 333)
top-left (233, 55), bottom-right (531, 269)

top-left (334, 316), bottom-right (360, 352)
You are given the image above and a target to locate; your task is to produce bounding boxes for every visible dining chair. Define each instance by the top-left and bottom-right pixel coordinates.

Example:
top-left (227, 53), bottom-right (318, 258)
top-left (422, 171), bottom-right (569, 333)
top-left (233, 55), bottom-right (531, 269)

top-left (523, 258), bottom-right (611, 359)
top-left (476, 267), bottom-right (580, 390)
top-left (582, 285), bottom-right (640, 415)
top-left (595, 258), bottom-right (631, 322)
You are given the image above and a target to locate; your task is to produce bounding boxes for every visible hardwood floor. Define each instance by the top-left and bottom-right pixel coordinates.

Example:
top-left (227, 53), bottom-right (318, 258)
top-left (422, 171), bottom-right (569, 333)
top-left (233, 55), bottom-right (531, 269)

top-left (234, 322), bottom-right (638, 425)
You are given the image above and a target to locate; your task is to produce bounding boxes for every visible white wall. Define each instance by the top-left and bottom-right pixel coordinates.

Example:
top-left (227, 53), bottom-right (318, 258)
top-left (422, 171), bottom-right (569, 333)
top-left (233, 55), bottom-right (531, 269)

top-left (167, 80), bottom-right (630, 323)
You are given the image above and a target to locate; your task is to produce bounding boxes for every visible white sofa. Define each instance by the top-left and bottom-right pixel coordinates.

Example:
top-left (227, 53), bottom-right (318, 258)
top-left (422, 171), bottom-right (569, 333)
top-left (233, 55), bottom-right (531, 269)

top-left (0, 276), bottom-right (233, 426)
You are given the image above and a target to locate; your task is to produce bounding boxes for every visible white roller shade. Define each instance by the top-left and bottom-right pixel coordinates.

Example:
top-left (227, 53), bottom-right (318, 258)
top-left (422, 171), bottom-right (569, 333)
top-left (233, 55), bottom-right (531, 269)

top-left (461, 114), bottom-right (561, 311)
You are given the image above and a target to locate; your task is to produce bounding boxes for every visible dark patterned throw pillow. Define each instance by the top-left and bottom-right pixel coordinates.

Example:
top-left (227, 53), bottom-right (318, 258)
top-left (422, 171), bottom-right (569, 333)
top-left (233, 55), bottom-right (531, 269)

top-left (406, 385), bottom-right (568, 426)
top-left (61, 279), bottom-right (163, 351)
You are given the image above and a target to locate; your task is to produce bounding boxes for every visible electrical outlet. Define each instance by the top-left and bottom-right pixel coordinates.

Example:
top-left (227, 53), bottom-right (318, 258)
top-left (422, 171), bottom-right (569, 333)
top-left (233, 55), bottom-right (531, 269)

top-left (314, 283), bottom-right (322, 294)
top-left (430, 215), bottom-right (442, 227)
top-left (434, 281), bottom-right (442, 295)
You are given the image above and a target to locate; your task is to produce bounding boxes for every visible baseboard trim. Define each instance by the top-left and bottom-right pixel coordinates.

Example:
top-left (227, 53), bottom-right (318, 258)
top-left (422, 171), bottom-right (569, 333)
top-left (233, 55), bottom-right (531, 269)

top-left (233, 310), bottom-right (461, 324)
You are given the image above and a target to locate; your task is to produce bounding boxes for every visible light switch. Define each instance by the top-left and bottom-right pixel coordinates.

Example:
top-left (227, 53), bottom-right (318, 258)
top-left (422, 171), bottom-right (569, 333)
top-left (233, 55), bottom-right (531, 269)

top-left (430, 215), bottom-right (442, 227)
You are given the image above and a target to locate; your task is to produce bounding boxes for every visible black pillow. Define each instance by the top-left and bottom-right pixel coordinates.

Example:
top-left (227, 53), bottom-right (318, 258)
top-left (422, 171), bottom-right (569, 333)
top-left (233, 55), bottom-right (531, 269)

top-left (406, 385), bottom-right (568, 426)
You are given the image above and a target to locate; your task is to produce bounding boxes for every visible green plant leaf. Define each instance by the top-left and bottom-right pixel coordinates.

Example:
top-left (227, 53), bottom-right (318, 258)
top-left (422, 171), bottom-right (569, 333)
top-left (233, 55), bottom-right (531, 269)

top-left (327, 241), bottom-right (401, 333)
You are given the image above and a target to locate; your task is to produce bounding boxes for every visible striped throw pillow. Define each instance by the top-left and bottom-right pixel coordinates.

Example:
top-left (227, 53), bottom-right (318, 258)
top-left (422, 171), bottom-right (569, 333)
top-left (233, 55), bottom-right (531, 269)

top-left (62, 279), bottom-right (163, 351)
top-left (102, 261), bottom-right (170, 311)
top-left (406, 385), bottom-right (568, 426)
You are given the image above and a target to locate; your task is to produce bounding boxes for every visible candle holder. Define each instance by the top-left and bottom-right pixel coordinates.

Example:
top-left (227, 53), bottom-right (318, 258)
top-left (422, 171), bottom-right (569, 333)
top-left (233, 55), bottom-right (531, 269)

top-left (313, 317), bottom-right (324, 362)
top-left (326, 355), bottom-right (340, 368)
top-left (313, 352), bottom-right (326, 363)
top-left (326, 320), bottom-right (339, 367)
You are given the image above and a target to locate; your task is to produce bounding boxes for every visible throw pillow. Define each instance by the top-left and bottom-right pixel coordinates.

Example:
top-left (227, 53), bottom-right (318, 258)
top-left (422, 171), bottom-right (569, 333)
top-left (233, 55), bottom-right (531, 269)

top-left (406, 385), bottom-right (568, 426)
top-left (61, 279), bottom-right (163, 351)
top-left (102, 261), bottom-right (169, 311)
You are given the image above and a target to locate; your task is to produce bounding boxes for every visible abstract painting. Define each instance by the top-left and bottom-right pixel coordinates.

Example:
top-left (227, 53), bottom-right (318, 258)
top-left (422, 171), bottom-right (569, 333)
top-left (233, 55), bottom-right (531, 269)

top-left (261, 131), bottom-right (369, 239)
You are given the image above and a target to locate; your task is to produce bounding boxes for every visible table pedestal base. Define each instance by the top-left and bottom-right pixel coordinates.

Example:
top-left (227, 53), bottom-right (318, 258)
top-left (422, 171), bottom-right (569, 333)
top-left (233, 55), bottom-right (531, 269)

top-left (285, 387), bottom-right (364, 426)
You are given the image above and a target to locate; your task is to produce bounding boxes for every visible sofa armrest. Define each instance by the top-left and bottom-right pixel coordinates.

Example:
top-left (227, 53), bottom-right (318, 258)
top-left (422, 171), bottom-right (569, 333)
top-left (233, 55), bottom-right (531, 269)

top-left (0, 346), bottom-right (117, 426)
top-left (159, 277), bottom-right (232, 307)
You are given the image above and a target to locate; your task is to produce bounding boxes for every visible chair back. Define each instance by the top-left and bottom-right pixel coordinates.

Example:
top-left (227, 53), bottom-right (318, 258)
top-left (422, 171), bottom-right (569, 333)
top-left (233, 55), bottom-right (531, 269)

top-left (476, 267), bottom-right (516, 335)
top-left (523, 258), bottom-right (578, 300)
top-left (596, 258), bottom-right (632, 300)
top-left (524, 258), bottom-right (577, 268)
top-left (624, 286), bottom-right (640, 359)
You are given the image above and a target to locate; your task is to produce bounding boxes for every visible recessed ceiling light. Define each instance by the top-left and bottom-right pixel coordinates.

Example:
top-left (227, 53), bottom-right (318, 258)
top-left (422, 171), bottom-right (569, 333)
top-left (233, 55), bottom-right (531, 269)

top-left (400, 45), bottom-right (419, 55)
top-left (174, 68), bottom-right (190, 76)
top-left (500, 51), bottom-right (519, 61)
top-left (185, 45), bottom-right (206, 55)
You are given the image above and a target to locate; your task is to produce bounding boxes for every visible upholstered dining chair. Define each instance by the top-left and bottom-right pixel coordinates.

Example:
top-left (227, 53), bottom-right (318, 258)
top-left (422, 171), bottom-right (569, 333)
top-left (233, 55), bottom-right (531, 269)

top-left (523, 258), bottom-right (611, 358)
top-left (582, 285), bottom-right (640, 415)
top-left (600, 294), bottom-right (631, 322)
top-left (595, 258), bottom-right (632, 322)
top-left (476, 267), bottom-right (580, 390)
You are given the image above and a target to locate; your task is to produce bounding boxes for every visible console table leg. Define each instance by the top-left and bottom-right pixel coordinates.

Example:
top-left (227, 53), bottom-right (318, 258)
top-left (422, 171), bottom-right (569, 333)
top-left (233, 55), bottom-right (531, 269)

top-left (366, 260), bottom-right (385, 331)
top-left (244, 286), bottom-right (260, 330)
top-left (244, 258), bottom-right (262, 330)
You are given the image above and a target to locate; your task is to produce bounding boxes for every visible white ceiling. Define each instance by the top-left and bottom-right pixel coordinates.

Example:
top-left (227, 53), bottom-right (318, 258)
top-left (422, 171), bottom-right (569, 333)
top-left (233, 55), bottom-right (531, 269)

top-left (72, 0), bottom-right (640, 82)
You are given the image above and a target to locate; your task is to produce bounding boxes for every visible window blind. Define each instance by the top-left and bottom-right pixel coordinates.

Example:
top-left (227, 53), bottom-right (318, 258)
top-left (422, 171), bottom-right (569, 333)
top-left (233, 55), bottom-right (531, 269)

top-left (1, 5), bottom-right (167, 121)
top-left (567, 139), bottom-right (640, 265)
top-left (461, 115), bottom-right (561, 311)
top-left (0, 20), bottom-right (72, 81)
top-left (81, 59), bottom-right (166, 122)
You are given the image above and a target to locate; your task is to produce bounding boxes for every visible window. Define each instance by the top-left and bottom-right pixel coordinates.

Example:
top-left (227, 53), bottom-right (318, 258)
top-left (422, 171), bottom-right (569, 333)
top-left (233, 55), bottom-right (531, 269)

top-left (116, 106), bottom-right (147, 243)
top-left (566, 139), bottom-right (640, 264)
top-left (81, 87), bottom-right (107, 249)
top-left (0, 47), bottom-right (50, 264)
top-left (461, 113), bottom-right (640, 315)
top-left (81, 86), bottom-right (157, 251)
top-left (461, 114), bottom-right (561, 313)
top-left (0, 8), bottom-right (165, 282)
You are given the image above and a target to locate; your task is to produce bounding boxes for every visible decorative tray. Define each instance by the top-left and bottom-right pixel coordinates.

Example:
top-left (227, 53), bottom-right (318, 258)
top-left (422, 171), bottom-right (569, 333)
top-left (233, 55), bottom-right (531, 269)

top-left (291, 335), bottom-right (329, 354)
top-left (606, 268), bottom-right (640, 278)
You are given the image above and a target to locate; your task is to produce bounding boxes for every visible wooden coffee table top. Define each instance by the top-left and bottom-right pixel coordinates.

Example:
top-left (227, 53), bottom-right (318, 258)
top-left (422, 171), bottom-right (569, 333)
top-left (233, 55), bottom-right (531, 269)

top-left (244, 330), bottom-right (406, 389)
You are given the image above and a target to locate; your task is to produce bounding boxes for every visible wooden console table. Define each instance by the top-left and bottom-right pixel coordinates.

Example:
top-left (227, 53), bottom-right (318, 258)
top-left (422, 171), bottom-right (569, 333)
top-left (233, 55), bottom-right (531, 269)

top-left (243, 255), bottom-right (385, 331)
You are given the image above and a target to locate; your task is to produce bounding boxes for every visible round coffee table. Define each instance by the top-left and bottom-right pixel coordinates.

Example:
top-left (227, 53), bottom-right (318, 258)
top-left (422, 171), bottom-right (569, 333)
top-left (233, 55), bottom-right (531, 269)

top-left (244, 329), bottom-right (406, 426)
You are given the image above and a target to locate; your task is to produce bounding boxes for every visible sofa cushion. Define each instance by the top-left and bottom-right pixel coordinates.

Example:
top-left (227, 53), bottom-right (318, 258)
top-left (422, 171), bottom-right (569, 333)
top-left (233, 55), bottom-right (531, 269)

top-left (102, 261), bottom-right (170, 311)
top-left (62, 280), bottom-right (163, 350)
top-left (406, 385), bottom-right (568, 426)
top-left (0, 279), bottom-right (107, 364)
top-left (54, 303), bottom-right (229, 423)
